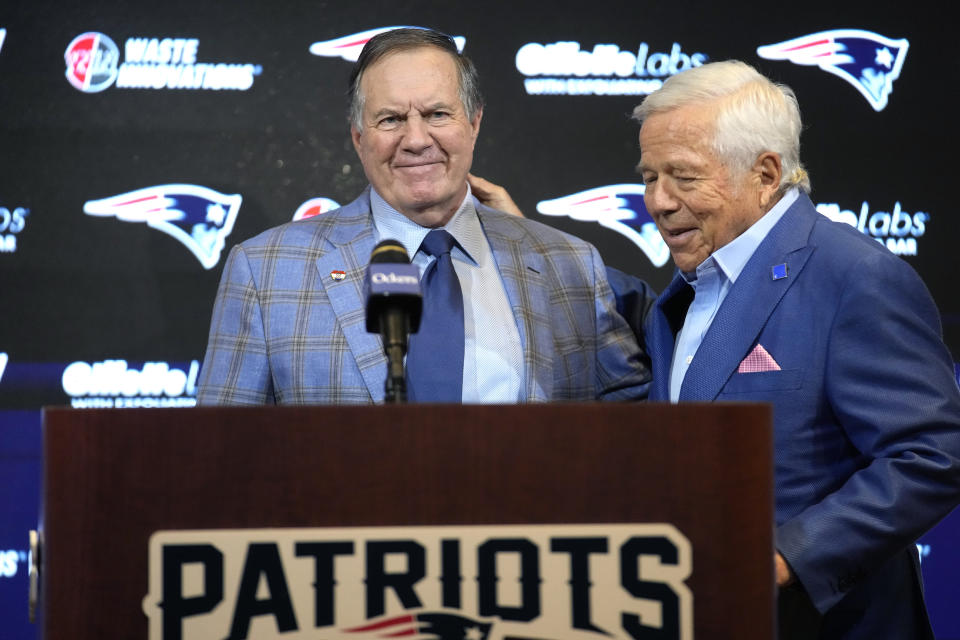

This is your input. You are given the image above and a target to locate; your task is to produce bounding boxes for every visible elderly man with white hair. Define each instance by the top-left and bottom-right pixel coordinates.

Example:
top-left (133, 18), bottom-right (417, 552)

top-left (637, 60), bottom-right (960, 639)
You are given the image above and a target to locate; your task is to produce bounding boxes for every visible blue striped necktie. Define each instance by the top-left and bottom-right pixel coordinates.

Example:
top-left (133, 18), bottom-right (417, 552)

top-left (406, 229), bottom-right (465, 402)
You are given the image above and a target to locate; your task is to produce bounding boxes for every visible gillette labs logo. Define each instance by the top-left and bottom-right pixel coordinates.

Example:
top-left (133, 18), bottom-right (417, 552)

top-left (516, 41), bottom-right (707, 96)
top-left (0, 206), bottom-right (29, 254)
top-left (65, 32), bottom-right (262, 93)
top-left (1, 549), bottom-right (27, 579)
top-left (62, 359), bottom-right (199, 408)
top-left (817, 201), bottom-right (929, 256)
top-left (84, 184), bottom-right (241, 269)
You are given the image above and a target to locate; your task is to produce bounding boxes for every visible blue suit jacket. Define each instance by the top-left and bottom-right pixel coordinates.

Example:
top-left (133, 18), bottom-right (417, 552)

top-left (198, 189), bottom-right (650, 404)
top-left (645, 193), bottom-right (960, 638)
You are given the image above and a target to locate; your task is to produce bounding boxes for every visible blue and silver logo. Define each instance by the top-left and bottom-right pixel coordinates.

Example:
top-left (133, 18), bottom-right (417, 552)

top-left (537, 184), bottom-right (670, 267)
top-left (757, 29), bottom-right (909, 111)
top-left (83, 184), bottom-right (241, 269)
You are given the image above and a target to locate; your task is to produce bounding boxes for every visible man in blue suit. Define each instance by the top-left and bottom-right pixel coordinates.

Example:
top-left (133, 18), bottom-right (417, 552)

top-left (197, 28), bottom-right (650, 405)
top-left (637, 61), bottom-right (960, 638)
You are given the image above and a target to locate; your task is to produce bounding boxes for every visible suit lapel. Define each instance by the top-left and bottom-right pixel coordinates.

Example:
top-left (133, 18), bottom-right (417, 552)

top-left (648, 273), bottom-right (692, 401)
top-left (477, 205), bottom-right (553, 401)
top-left (313, 192), bottom-right (387, 402)
top-left (679, 195), bottom-right (818, 401)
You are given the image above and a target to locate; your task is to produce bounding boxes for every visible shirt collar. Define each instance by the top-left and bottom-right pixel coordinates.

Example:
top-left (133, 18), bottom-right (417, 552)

top-left (370, 184), bottom-right (480, 265)
top-left (685, 187), bottom-right (799, 285)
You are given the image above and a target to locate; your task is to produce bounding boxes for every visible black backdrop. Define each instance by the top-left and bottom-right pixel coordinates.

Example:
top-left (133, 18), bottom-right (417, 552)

top-left (1, 1), bottom-right (958, 638)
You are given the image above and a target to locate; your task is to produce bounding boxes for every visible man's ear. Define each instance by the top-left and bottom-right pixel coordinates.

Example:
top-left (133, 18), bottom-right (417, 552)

top-left (755, 151), bottom-right (782, 209)
top-left (350, 126), bottom-right (362, 156)
top-left (470, 107), bottom-right (483, 140)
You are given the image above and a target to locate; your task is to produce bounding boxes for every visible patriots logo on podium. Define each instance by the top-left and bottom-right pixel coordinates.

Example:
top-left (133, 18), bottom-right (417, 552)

top-left (344, 612), bottom-right (491, 640)
top-left (310, 27), bottom-right (466, 62)
top-left (83, 184), bottom-right (242, 269)
top-left (757, 29), bottom-right (909, 112)
top-left (536, 184), bottom-right (670, 268)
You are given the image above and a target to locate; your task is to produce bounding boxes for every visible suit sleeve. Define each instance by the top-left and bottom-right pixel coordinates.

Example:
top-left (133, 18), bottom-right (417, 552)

top-left (196, 244), bottom-right (276, 405)
top-left (776, 250), bottom-right (960, 612)
top-left (606, 266), bottom-right (658, 343)
top-left (590, 251), bottom-right (653, 400)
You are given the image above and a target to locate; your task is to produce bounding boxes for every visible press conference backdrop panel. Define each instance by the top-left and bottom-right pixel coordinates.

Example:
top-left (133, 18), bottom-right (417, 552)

top-left (1, 1), bottom-right (958, 638)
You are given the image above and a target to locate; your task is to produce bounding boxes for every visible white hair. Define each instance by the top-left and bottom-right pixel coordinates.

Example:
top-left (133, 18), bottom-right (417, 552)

top-left (633, 60), bottom-right (810, 194)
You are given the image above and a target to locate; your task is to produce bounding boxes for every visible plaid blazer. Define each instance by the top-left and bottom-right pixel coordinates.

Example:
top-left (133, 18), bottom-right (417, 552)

top-left (198, 189), bottom-right (650, 405)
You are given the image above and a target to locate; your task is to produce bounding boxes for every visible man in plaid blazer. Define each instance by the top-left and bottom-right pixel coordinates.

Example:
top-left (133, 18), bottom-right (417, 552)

top-left (197, 28), bottom-right (650, 405)
top-left (637, 61), bottom-right (960, 638)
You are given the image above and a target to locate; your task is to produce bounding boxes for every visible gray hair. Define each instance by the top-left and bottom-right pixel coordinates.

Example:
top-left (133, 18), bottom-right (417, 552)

top-left (348, 28), bottom-right (483, 131)
top-left (633, 60), bottom-right (810, 194)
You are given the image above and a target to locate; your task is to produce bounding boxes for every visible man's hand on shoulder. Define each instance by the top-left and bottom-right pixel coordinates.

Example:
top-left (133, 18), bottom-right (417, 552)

top-left (468, 173), bottom-right (524, 218)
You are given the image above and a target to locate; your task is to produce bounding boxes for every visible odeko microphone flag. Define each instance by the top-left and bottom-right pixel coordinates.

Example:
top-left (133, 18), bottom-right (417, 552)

top-left (364, 240), bottom-right (422, 403)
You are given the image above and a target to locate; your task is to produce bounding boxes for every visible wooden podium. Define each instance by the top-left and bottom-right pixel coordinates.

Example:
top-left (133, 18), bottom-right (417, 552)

top-left (39, 403), bottom-right (773, 639)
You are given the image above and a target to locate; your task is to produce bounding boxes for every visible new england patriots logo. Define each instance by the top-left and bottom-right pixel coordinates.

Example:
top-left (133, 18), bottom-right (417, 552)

top-left (309, 27), bottom-right (466, 62)
top-left (344, 612), bottom-right (490, 640)
top-left (757, 29), bottom-right (909, 112)
top-left (537, 184), bottom-right (670, 267)
top-left (83, 184), bottom-right (241, 269)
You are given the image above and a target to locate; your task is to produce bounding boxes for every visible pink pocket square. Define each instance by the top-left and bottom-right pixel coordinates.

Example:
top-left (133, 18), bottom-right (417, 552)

top-left (738, 344), bottom-right (782, 373)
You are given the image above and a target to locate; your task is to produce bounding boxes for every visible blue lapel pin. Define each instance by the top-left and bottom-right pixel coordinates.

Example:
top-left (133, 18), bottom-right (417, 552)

top-left (771, 263), bottom-right (788, 280)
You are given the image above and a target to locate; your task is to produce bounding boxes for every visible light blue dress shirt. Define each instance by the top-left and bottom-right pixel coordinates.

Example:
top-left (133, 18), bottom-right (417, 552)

top-left (669, 188), bottom-right (799, 402)
top-left (370, 185), bottom-right (525, 403)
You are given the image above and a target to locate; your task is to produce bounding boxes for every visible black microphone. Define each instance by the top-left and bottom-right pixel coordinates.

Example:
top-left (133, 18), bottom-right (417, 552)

top-left (364, 240), bottom-right (423, 403)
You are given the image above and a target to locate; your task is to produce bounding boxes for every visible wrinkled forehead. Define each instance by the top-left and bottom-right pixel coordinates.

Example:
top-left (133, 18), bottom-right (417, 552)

top-left (638, 107), bottom-right (719, 169)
